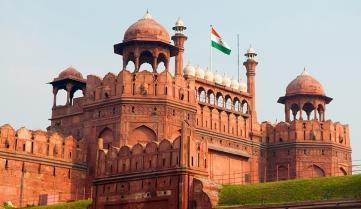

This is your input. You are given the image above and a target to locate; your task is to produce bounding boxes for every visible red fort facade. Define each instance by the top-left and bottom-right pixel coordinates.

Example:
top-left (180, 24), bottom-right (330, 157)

top-left (0, 12), bottom-right (352, 209)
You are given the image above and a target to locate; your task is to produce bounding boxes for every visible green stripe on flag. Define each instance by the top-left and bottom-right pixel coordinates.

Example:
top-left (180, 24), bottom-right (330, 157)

top-left (211, 41), bottom-right (231, 55)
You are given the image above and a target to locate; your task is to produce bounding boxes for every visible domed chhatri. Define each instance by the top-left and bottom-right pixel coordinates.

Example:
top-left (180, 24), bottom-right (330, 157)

top-left (123, 11), bottom-right (170, 44)
top-left (239, 79), bottom-right (247, 92)
top-left (222, 74), bottom-right (231, 87)
top-left (214, 72), bottom-right (223, 84)
top-left (114, 11), bottom-right (184, 75)
top-left (285, 68), bottom-right (325, 96)
top-left (230, 78), bottom-right (240, 90)
top-left (195, 65), bottom-right (205, 79)
top-left (58, 66), bottom-right (83, 80)
top-left (204, 68), bottom-right (214, 82)
top-left (183, 63), bottom-right (195, 76)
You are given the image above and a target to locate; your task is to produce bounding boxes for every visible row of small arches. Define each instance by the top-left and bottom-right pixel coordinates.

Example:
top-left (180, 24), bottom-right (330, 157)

top-left (197, 87), bottom-right (249, 114)
top-left (288, 102), bottom-right (325, 121)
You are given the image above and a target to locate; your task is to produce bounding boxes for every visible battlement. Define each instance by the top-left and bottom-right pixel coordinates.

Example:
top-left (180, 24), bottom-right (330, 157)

top-left (261, 120), bottom-right (350, 147)
top-left (96, 138), bottom-right (181, 178)
top-left (0, 124), bottom-right (87, 163)
top-left (84, 69), bottom-right (196, 105)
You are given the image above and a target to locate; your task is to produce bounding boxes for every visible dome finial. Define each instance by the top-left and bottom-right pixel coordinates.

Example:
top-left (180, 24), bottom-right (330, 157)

top-left (143, 9), bottom-right (152, 19)
top-left (301, 67), bottom-right (310, 76)
top-left (173, 17), bottom-right (187, 33)
top-left (245, 46), bottom-right (257, 59)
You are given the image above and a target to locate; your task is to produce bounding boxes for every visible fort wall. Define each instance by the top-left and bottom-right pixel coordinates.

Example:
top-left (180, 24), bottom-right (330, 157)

top-left (0, 124), bottom-right (89, 207)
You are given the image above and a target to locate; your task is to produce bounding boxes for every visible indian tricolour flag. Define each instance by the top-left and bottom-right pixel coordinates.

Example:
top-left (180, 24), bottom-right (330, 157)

top-left (211, 27), bottom-right (231, 55)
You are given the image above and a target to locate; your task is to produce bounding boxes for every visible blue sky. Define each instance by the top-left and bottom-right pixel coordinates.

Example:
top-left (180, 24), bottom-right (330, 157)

top-left (0, 0), bottom-right (360, 161)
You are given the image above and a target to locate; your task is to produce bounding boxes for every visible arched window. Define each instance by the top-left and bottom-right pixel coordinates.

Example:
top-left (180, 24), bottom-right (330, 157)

top-left (216, 93), bottom-right (224, 107)
top-left (157, 53), bottom-right (168, 72)
top-left (241, 100), bottom-right (249, 114)
top-left (290, 103), bottom-right (300, 121)
top-left (198, 88), bottom-right (206, 103)
top-left (234, 99), bottom-right (241, 112)
top-left (125, 52), bottom-right (136, 72)
top-left (208, 90), bottom-right (215, 105)
top-left (56, 89), bottom-right (67, 106)
top-left (126, 60), bottom-right (136, 72)
top-left (225, 97), bottom-right (232, 110)
top-left (139, 50), bottom-right (153, 72)
top-left (302, 102), bottom-right (315, 120)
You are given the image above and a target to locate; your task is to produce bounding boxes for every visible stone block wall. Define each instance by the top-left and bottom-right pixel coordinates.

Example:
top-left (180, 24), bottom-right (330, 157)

top-left (0, 124), bottom-right (89, 207)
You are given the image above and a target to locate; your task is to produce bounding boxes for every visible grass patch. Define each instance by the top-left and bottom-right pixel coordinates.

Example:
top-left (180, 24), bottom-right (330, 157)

top-left (5, 200), bottom-right (92, 209)
top-left (218, 174), bottom-right (361, 206)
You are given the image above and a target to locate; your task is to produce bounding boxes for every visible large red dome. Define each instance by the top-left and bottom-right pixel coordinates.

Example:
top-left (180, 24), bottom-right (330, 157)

top-left (285, 70), bottom-right (325, 96)
top-left (123, 12), bottom-right (170, 44)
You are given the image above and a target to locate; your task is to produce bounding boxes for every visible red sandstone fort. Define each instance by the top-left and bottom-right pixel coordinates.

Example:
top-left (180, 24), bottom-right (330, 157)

top-left (0, 12), bottom-right (352, 209)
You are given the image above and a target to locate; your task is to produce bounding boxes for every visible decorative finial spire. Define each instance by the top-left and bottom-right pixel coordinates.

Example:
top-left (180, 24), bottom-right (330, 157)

top-left (172, 17), bottom-right (187, 33)
top-left (245, 46), bottom-right (257, 59)
top-left (301, 67), bottom-right (310, 76)
top-left (143, 9), bottom-right (152, 19)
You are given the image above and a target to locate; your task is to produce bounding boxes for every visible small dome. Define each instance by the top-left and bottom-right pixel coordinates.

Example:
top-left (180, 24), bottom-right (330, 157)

top-left (195, 66), bottom-right (205, 79)
top-left (239, 79), bottom-right (247, 92)
top-left (58, 66), bottom-right (83, 80)
top-left (183, 63), bottom-right (195, 76)
top-left (214, 72), bottom-right (223, 84)
top-left (222, 75), bottom-right (231, 87)
top-left (123, 11), bottom-right (170, 44)
top-left (230, 78), bottom-right (240, 89)
top-left (286, 69), bottom-right (325, 96)
top-left (204, 69), bottom-right (214, 82)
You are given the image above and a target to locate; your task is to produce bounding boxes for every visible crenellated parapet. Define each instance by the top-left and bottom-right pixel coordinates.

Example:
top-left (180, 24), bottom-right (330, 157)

top-left (84, 69), bottom-right (196, 106)
top-left (0, 124), bottom-right (90, 207)
top-left (261, 120), bottom-right (350, 147)
top-left (96, 138), bottom-right (181, 178)
top-left (0, 124), bottom-right (87, 163)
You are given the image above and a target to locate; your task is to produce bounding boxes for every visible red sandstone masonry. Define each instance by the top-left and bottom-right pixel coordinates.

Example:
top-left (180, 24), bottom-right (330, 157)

top-left (0, 124), bottom-right (89, 207)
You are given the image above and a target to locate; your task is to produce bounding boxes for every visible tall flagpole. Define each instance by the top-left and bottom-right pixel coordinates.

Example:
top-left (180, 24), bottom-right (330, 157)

top-left (237, 34), bottom-right (240, 82)
top-left (210, 25), bottom-right (213, 72)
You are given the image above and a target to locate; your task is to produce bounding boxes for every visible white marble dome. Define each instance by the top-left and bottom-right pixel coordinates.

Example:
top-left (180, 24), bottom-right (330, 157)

top-left (239, 79), bottom-right (247, 92)
top-left (222, 75), bottom-right (231, 87)
top-left (183, 63), bottom-right (195, 76)
top-left (230, 78), bottom-right (240, 89)
top-left (195, 65), bottom-right (205, 79)
top-left (204, 69), bottom-right (214, 82)
top-left (214, 72), bottom-right (223, 84)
